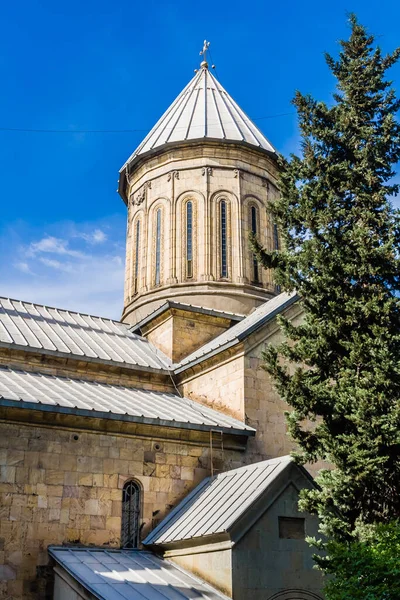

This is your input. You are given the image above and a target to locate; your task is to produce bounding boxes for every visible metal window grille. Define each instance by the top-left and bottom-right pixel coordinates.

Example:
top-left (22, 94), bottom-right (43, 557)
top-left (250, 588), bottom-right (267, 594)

top-left (155, 209), bottom-right (161, 285)
top-left (186, 201), bottom-right (193, 278)
top-left (122, 480), bottom-right (141, 548)
top-left (220, 201), bottom-right (228, 278)
top-left (251, 206), bottom-right (259, 282)
top-left (134, 220), bottom-right (140, 294)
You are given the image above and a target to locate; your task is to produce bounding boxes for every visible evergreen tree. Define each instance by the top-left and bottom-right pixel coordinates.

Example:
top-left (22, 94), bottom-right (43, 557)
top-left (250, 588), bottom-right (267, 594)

top-left (252, 15), bottom-right (400, 542)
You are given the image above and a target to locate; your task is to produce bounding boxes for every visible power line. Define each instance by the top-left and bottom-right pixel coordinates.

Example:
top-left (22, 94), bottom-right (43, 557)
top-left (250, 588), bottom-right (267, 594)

top-left (0, 111), bottom-right (296, 134)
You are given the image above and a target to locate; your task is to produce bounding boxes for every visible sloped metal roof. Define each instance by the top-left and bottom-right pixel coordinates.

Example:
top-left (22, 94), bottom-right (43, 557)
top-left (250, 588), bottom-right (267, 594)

top-left (0, 297), bottom-right (170, 373)
top-left (0, 366), bottom-right (254, 435)
top-left (121, 65), bottom-right (276, 171)
top-left (144, 456), bottom-right (293, 545)
top-left (175, 292), bottom-right (299, 372)
top-left (49, 548), bottom-right (229, 600)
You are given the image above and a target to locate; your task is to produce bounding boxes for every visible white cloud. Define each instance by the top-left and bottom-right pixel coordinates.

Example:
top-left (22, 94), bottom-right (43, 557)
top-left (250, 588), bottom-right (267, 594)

top-left (39, 257), bottom-right (74, 273)
top-left (2, 218), bottom-right (125, 319)
top-left (13, 262), bottom-right (33, 274)
top-left (27, 236), bottom-right (85, 259)
top-left (81, 229), bottom-right (108, 244)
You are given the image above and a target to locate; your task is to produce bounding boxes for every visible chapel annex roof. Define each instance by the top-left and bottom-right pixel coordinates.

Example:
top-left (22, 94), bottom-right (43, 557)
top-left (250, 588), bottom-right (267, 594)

top-left (144, 456), bottom-right (311, 547)
top-left (0, 296), bottom-right (171, 374)
top-left (120, 60), bottom-right (277, 176)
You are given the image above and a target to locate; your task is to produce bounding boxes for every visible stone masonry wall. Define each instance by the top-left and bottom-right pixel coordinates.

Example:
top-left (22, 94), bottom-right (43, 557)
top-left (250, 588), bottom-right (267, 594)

top-left (0, 421), bottom-right (218, 600)
top-left (179, 354), bottom-right (245, 422)
top-left (144, 309), bottom-right (232, 363)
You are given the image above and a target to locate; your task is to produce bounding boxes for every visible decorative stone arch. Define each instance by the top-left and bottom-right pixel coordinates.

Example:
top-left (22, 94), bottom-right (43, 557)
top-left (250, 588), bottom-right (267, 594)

top-left (243, 194), bottom-right (267, 287)
top-left (121, 479), bottom-right (143, 549)
top-left (175, 190), bottom-right (205, 283)
top-left (210, 190), bottom-right (239, 282)
top-left (148, 200), bottom-right (168, 288)
top-left (267, 590), bottom-right (323, 600)
top-left (130, 210), bottom-right (145, 297)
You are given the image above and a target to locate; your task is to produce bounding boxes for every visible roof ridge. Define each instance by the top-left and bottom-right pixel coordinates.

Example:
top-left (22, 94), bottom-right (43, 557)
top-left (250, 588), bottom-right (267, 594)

top-left (0, 295), bottom-right (127, 327)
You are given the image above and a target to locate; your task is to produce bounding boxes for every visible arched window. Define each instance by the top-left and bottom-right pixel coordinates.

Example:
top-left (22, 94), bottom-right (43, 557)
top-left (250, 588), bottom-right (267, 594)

top-left (273, 223), bottom-right (279, 251)
top-left (251, 205), bottom-right (259, 283)
top-left (122, 480), bottom-right (141, 549)
top-left (220, 201), bottom-right (228, 278)
top-left (186, 201), bottom-right (193, 278)
top-left (155, 208), bottom-right (162, 286)
top-left (133, 220), bottom-right (140, 294)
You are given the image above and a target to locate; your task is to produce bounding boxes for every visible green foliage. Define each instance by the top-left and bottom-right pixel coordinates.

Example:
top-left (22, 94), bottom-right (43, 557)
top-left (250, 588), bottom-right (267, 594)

top-left (253, 14), bottom-right (400, 542)
top-left (323, 522), bottom-right (400, 600)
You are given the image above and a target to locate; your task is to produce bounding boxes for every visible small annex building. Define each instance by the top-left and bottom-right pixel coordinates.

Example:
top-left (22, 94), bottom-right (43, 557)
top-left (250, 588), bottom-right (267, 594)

top-left (0, 43), bottom-right (325, 600)
top-left (144, 457), bottom-right (323, 600)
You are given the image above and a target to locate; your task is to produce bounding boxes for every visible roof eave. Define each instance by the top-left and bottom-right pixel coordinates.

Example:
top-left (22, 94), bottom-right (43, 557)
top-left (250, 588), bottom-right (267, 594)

top-left (0, 398), bottom-right (255, 437)
top-left (0, 341), bottom-right (171, 375)
top-left (118, 138), bottom-right (278, 206)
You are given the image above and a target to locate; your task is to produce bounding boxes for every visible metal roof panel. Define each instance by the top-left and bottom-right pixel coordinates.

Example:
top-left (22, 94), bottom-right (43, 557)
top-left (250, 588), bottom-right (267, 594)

top-left (0, 297), bottom-right (171, 373)
top-left (0, 366), bottom-right (254, 435)
top-left (121, 67), bottom-right (276, 170)
top-left (144, 457), bottom-right (293, 545)
top-left (50, 548), bottom-right (230, 600)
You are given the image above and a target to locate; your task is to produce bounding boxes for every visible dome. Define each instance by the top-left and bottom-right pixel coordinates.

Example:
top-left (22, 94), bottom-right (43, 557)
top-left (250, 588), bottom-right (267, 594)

top-left (119, 63), bottom-right (277, 199)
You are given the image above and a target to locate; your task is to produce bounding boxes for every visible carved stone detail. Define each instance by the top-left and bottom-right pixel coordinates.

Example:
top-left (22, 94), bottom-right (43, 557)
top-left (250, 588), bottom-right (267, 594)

top-left (202, 167), bottom-right (212, 176)
top-left (167, 171), bottom-right (179, 181)
top-left (234, 169), bottom-right (242, 179)
top-left (131, 181), bottom-right (151, 206)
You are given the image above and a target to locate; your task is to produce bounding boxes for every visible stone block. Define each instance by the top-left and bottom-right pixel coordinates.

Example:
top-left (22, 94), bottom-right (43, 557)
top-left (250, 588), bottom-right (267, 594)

top-left (93, 474), bottom-right (103, 487)
top-left (45, 470), bottom-right (64, 485)
top-left (84, 499), bottom-right (99, 516)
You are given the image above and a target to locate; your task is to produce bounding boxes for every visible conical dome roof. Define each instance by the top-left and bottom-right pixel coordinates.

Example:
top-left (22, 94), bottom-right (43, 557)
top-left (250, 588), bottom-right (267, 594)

top-left (121, 65), bottom-right (276, 172)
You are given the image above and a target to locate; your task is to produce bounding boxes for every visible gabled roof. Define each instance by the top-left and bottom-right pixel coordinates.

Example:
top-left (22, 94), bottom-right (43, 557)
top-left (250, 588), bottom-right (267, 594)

top-left (0, 297), bottom-right (170, 373)
top-left (0, 366), bottom-right (254, 436)
top-left (174, 291), bottom-right (299, 372)
top-left (144, 456), bottom-right (309, 547)
top-left (120, 65), bottom-right (276, 173)
top-left (130, 301), bottom-right (244, 334)
top-left (49, 548), bottom-right (230, 600)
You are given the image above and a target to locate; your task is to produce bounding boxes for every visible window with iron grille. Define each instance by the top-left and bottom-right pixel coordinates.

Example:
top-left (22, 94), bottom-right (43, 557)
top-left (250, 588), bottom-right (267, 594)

top-left (186, 201), bottom-right (193, 278)
top-left (155, 208), bottom-right (162, 286)
top-left (251, 205), bottom-right (259, 283)
top-left (121, 480), bottom-right (141, 548)
top-left (133, 220), bottom-right (140, 294)
top-left (220, 201), bottom-right (228, 278)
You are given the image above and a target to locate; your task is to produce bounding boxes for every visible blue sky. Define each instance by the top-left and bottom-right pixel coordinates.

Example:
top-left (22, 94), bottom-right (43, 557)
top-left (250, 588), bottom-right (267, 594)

top-left (0, 0), bottom-right (399, 319)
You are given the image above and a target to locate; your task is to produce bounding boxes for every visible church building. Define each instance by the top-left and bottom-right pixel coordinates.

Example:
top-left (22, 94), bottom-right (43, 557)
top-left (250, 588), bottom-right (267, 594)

top-left (0, 45), bottom-right (324, 600)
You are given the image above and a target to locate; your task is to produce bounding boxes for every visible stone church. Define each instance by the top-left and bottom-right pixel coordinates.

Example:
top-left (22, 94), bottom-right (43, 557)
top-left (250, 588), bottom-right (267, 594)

top-left (0, 47), bottom-right (324, 600)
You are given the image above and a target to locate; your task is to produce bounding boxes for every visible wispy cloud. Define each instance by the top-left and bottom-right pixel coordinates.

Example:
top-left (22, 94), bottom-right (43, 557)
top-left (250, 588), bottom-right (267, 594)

top-left (0, 216), bottom-right (125, 319)
top-left (13, 261), bottom-right (34, 274)
top-left (78, 228), bottom-right (108, 244)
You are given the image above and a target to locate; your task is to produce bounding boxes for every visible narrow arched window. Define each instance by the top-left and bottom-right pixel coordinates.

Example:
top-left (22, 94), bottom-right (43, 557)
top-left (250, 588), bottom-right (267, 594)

top-left (122, 480), bottom-right (141, 549)
top-left (134, 220), bottom-right (140, 294)
top-left (273, 223), bottom-right (279, 251)
top-left (155, 208), bottom-right (162, 286)
top-left (251, 206), bottom-right (259, 283)
top-left (186, 201), bottom-right (193, 278)
top-left (220, 201), bottom-right (228, 278)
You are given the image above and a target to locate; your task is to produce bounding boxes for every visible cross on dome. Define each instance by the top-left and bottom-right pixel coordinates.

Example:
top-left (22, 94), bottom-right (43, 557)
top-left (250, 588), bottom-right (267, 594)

top-left (199, 40), bottom-right (210, 68)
